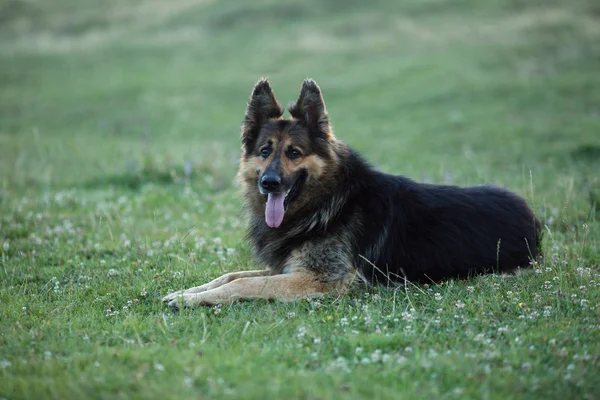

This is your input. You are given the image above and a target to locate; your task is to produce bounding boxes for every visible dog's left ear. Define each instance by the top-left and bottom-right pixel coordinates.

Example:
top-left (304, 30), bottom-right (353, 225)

top-left (288, 79), bottom-right (334, 141)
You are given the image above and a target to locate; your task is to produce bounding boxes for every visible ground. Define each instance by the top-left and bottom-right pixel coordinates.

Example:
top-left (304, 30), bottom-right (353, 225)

top-left (0, 0), bottom-right (599, 399)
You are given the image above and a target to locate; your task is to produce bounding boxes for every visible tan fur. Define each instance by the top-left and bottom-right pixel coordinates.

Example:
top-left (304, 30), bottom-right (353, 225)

top-left (297, 154), bottom-right (326, 179)
top-left (239, 155), bottom-right (262, 183)
top-left (164, 272), bottom-right (335, 307)
top-left (162, 270), bottom-right (271, 303)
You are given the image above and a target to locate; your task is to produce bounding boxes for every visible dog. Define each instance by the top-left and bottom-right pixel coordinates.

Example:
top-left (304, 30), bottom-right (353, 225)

top-left (163, 78), bottom-right (541, 308)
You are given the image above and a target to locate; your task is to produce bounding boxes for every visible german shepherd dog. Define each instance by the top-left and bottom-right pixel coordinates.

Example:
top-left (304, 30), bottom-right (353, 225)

top-left (163, 79), bottom-right (541, 308)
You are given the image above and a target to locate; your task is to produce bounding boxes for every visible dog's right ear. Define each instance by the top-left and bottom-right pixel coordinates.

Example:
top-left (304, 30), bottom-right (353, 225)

top-left (241, 78), bottom-right (283, 154)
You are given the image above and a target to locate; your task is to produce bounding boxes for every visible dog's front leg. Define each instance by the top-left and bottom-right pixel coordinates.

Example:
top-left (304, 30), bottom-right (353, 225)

top-left (165, 272), bottom-right (332, 308)
top-left (162, 270), bottom-right (271, 303)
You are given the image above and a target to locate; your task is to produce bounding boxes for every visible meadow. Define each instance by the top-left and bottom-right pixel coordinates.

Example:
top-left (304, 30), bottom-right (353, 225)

top-left (1, 0), bottom-right (599, 398)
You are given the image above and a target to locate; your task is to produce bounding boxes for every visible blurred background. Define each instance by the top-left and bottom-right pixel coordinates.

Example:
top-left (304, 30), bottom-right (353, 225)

top-left (1, 0), bottom-right (599, 217)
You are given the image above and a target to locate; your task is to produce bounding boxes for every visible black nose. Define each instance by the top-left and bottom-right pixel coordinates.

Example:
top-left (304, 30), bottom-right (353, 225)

top-left (260, 175), bottom-right (281, 191)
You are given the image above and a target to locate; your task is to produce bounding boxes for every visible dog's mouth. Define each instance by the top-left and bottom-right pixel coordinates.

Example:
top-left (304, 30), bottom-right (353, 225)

top-left (262, 171), bottom-right (307, 228)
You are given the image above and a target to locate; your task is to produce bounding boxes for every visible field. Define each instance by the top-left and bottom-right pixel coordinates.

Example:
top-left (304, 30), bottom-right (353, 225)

top-left (1, 0), bottom-right (599, 399)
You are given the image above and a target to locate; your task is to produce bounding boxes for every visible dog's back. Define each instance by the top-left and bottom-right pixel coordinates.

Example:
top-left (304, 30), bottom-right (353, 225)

top-left (348, 151), bottom-right (541, 284)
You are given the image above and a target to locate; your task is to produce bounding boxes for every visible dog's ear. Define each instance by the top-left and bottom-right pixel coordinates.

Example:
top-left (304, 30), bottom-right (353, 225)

top-left (241, 78), bottom-right (283, 153)
top-left (288, 79), bottom-right (334, 141)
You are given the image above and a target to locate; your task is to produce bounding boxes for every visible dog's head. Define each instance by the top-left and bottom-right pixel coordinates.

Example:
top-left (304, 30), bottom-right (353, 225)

top-left (238, 79), bottom-right (339, 228)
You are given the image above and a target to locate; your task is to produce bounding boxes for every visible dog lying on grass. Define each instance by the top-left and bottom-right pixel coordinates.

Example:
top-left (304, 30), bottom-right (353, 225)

top-left (163, 79), bottom-right (541, 308)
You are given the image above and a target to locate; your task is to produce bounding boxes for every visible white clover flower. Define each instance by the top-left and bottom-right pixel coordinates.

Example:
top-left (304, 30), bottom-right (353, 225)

top-left (401, 311), bottom-right (414, 321)
top-left (296, 327), bottom-right (307, 339)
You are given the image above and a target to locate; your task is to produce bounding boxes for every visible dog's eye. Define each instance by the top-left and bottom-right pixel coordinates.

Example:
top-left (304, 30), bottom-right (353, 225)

top-left (288, 149), bottom-right (302, 160)
top-left (260, 147), bottom-right (271, 158)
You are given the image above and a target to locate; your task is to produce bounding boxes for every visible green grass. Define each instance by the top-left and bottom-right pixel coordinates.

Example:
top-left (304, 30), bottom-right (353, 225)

top-left (1, 0), bottom-right (599, 398)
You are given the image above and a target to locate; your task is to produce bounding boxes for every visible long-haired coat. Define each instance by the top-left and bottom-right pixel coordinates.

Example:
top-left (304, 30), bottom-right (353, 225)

top-left (164, 79), bottom-right (541, 308)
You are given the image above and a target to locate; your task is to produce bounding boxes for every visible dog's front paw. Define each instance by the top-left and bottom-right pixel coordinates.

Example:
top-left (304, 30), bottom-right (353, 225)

top-left (165, 293), bottom-right (193, 310)
top-left (162, 290), bottom-right (185, 303)
top-left (166, 293), bottom-right (220, 309)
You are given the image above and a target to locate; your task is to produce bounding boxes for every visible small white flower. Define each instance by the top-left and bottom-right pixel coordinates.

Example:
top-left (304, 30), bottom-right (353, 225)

top-left (154, 363), bottom-right (165, 372)
top-left (401, 311), bottom-right (415, 321)
top-left (370, 350), bottom-right (382, 363)
top-left (434, 293), bottom-right (442, 301)
top-left (296, 327), bottom-right (307, 339)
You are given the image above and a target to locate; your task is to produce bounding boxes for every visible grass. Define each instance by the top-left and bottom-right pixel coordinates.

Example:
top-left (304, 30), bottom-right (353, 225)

top-left (1, 0), bottom-right (599, 398)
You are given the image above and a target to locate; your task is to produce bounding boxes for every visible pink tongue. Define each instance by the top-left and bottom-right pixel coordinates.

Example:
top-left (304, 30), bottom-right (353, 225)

top-left (265, 193), bottom-right (285, 228)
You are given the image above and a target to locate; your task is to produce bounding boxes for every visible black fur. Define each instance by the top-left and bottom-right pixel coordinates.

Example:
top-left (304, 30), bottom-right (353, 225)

top-left (346, 151), bottom-right (541, 283)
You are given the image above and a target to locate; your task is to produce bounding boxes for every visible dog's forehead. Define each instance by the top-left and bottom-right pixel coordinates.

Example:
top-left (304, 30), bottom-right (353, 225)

top-left (257, 119), bottom-right (310, 147)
